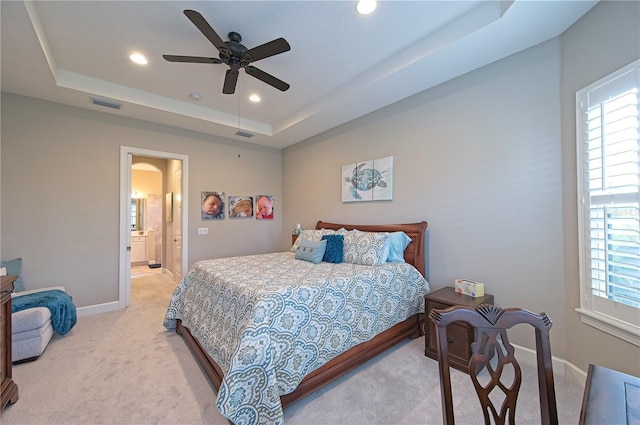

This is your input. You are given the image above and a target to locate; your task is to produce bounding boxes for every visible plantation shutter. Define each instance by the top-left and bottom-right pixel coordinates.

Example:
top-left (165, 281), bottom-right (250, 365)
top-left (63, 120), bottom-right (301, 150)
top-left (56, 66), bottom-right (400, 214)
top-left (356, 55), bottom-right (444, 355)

top-left (578, 64), bottom-right (640, 323)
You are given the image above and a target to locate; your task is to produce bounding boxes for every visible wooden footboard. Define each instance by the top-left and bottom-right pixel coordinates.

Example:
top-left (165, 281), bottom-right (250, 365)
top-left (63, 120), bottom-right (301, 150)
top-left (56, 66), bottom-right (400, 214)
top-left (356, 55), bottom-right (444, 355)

top-left (176, 312), bottom-right (424, 408)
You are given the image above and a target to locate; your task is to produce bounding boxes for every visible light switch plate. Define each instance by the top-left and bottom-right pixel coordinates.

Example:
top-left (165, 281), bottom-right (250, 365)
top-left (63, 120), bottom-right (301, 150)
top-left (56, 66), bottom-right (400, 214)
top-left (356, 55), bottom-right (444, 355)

top-left (197, 228), bottom-right (208, 235)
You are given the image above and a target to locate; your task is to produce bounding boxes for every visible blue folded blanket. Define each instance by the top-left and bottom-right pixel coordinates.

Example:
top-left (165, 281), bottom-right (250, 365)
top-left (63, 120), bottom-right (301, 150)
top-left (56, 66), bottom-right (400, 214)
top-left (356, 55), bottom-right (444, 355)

top-left (12, 290), bottom-right (77, 335)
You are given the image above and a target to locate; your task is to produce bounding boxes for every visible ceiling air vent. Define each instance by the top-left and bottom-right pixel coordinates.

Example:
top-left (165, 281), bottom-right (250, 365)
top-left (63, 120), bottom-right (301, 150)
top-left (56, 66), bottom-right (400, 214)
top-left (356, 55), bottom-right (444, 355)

top-left (90, 97), bottom-right (122, 110)
top-left (235, 131), bottom-right (254, 138)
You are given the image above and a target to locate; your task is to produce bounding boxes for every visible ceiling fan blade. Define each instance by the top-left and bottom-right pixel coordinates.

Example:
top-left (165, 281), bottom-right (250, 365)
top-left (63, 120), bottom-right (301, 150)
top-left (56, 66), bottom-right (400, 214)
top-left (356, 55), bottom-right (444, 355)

top-left (163, 55), bottom-right (222, 64)
top-left (246, 38), bottom-right (290, 63)
top-left (183, 10), bottom-right (230, 55)
top-left (223, 69), bottom-right (240, 94)
top-left (245, 66), bottom-right (290, 92)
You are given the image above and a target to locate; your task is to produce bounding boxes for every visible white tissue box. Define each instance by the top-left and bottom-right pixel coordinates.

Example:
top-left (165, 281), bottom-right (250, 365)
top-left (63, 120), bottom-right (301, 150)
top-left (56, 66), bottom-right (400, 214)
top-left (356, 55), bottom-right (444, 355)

top-left (454, 279), bottom-right (485, 298)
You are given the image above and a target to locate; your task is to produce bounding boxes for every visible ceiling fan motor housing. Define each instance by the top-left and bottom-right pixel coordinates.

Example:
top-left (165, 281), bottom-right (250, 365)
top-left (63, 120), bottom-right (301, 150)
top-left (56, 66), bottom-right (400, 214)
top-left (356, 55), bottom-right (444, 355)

top-left (222, 32), bottom-right (252, 67)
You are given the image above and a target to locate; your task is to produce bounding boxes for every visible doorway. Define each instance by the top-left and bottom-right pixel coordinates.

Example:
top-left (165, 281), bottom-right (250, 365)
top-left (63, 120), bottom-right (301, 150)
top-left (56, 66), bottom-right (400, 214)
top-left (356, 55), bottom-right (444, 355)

top-left (131, 160), bottom-right (163, 272)
top-left (119, 146), bottom-right (189, 308)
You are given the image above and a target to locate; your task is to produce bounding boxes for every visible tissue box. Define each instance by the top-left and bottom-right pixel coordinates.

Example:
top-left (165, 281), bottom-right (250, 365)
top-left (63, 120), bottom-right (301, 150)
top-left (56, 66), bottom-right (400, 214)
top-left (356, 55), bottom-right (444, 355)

top-left (454, 279), bottom-right (485, 298)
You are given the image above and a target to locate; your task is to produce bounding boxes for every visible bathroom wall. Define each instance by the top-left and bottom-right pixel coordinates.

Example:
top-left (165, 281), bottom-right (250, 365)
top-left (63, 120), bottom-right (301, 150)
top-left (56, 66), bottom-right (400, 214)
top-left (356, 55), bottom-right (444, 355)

top-left (132, 166), bottom-right (164, 263)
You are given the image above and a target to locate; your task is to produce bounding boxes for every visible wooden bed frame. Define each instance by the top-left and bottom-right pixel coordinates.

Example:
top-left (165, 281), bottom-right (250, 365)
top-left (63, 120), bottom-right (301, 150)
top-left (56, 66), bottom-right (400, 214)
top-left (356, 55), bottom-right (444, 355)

top-left (175, 220), bottom-right (428, 411)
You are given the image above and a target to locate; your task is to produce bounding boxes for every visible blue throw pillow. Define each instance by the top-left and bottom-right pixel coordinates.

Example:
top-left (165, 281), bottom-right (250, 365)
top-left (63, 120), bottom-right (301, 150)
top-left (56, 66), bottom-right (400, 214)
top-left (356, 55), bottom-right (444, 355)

top-left (1, 257), bottom-right (26, 292)
top-left (295, 239), bottom-right (327, 264)
top-left (321, 234), bottom-right (344, 263)
top-left (386, 232), bottom-right (412, 263)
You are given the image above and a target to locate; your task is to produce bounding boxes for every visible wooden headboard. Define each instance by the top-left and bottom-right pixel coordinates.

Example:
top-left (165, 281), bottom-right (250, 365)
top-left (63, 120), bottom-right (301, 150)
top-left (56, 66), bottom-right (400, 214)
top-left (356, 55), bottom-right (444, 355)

top-left (315, 220), bottom-right (428, 278)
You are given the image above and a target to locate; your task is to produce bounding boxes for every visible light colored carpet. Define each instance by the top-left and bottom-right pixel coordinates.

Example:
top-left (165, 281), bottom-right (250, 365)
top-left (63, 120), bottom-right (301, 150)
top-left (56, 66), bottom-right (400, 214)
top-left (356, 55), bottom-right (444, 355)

top-left (1, 270), bottom-right (585, 425)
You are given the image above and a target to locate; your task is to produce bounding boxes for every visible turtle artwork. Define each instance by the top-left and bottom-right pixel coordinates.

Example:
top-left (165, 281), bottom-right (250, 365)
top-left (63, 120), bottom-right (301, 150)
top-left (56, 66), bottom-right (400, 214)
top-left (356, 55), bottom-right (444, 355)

top-left (345, 162), bottom-right (387, 200)
top-left (342, 157), bottom-right (394, 202)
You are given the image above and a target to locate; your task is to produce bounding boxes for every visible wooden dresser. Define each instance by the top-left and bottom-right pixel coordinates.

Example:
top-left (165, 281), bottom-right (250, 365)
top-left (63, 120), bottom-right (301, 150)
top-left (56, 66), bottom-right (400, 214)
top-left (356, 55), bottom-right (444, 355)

top-left (1, 275), bottom-right (19, 410)
top-left (424, 286), bottom-right (494, 374)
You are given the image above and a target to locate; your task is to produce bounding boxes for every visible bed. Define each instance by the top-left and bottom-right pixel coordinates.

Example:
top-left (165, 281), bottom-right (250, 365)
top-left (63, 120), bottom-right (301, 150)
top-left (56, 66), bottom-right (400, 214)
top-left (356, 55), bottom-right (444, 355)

top-left (164, 220), bottom-right (429, 424)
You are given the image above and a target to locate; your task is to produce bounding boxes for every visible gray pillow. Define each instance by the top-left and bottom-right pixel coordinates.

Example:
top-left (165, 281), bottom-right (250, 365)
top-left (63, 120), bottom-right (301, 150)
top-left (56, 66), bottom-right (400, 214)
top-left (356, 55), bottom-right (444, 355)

top-left (290, 228), bottom-right (336, 252)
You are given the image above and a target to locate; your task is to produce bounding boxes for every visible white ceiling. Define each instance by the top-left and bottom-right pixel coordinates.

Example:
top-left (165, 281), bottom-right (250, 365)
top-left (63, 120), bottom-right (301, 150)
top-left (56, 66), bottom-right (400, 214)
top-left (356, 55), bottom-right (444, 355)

top-left (1, 1), bottom-right (597, 149)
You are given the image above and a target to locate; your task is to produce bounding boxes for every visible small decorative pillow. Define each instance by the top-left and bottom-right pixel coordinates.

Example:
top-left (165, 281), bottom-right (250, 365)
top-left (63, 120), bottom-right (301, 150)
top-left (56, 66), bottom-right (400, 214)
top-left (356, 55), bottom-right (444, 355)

top-left (295, 239), bottom-right (327, 264)
top-left (343, 231), bottom-right (390, 266)
top-left (1, 257), bottom-right (25, 292)
top-left (321, 234), bottom-right (344, 263)
top-left (290, 229), bottom-right (336, 252)
top-left (386, 231), bottom-right (412, 263)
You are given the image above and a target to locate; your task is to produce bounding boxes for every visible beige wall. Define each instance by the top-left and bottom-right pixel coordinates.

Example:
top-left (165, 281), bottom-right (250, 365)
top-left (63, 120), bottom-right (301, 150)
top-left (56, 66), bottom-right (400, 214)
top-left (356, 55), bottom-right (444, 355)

top-left (284, 38), bottom-right (567, 357)
top-left (1, 94), bottom-right (283, 307)
top-left (560, 1), bottom-right (640, 377)
top-left (282, 2), bottom-right (639, 374)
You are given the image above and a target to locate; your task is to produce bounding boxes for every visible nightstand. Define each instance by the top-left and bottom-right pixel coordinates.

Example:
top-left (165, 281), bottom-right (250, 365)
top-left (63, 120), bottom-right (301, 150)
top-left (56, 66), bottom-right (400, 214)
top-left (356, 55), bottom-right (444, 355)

top-left (424, 286), bottom-right (494, 375)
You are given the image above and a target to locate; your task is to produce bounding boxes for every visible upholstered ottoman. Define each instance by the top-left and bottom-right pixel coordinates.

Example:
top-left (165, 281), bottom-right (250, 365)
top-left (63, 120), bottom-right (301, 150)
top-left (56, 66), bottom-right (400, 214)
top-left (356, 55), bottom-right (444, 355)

top-left (12, 307), bottom-right (54, 363)
top-left (11, 286), bottom-right (66, 363)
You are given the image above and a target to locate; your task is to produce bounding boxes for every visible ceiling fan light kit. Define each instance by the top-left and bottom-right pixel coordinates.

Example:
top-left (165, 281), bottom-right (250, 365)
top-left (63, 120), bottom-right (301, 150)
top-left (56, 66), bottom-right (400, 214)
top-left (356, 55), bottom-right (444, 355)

top-left (163, 9), bottom-right (290, 95)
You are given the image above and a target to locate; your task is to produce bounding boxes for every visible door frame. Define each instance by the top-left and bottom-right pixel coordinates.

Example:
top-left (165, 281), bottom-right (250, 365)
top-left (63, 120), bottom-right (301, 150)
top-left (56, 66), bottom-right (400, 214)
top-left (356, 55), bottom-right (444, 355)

top-left (119, 146), bottom-right (189, 308)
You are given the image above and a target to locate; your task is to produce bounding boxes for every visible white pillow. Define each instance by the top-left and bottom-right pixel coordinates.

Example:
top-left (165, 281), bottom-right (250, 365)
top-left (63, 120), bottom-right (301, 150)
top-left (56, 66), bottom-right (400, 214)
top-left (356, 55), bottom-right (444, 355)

top-left (342, 231), bottom-right (390, 266)
top-left (290, 228), bottom-right (336, 252)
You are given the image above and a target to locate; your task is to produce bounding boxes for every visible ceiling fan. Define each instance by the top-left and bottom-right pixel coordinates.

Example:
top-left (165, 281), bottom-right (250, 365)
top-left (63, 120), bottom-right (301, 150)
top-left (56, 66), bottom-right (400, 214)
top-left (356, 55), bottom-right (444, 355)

top-left (163, 10), bottom-right (291, 95)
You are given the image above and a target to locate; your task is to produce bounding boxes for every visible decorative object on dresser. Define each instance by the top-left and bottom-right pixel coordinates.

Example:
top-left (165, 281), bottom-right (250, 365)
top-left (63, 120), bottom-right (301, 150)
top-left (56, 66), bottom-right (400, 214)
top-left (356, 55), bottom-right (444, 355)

top-left (424, 286), bottom-right (494, 374)
top-left (1, 275), bottom-right (19, 410)
top-left (454, 278), bottom-right (485, 297)
top-left (429, 304), bottom-right (558, 425)
top-left (292, 223), bottom-right (302, 245)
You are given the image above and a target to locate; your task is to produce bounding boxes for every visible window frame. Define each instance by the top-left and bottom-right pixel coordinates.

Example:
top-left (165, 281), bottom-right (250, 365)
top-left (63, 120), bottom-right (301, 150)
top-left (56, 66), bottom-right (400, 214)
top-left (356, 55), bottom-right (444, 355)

top-left (575, 59), bottom-right (640, 347)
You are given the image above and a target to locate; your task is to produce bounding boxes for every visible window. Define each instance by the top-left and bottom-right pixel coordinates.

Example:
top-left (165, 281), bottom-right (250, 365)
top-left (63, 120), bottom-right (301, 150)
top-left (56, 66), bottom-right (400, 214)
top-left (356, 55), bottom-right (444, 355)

top-left (576, 59), bottom-right (640, 346)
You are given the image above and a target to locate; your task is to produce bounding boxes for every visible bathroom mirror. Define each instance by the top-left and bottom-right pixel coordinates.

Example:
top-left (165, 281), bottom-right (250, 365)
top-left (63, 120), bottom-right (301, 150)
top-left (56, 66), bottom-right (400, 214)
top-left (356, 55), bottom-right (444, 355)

top-left (131, 198), bottom-right (146, 231)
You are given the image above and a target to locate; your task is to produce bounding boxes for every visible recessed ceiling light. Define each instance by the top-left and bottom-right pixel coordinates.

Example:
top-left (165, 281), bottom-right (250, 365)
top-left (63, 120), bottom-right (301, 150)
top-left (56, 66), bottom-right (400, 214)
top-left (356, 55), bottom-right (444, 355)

top-left (249, 94), bottom-right (261, 103)
top-left (356, 0), bottom-right (377, 15)
top-left (129, 53), bottom-right (148, 65)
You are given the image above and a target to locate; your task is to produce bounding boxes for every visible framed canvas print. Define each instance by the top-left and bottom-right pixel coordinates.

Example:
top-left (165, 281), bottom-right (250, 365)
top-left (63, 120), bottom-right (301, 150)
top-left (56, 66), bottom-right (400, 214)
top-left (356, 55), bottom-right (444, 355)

top-left (372, 156), bottom-right (393, 201)
top-left (229, 195), bottom-right (254, 218)
top-left (255, 195), bottom-right (274, 219)
top-left (201, 191), bottom-right (225, 220)
top-left (341, 156), bottom-right (393, 202)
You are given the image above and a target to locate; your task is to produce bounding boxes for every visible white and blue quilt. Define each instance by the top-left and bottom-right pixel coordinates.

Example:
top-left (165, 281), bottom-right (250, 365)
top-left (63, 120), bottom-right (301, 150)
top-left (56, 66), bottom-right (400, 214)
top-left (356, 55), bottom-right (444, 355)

top-left (164, 251), bottom-right (429, 425)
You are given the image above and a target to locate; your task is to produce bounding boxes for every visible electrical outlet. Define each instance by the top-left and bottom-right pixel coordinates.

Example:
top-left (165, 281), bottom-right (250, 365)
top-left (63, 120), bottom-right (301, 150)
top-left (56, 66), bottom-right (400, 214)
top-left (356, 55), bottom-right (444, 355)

top-left (197, 228), bottom-right (208, 235)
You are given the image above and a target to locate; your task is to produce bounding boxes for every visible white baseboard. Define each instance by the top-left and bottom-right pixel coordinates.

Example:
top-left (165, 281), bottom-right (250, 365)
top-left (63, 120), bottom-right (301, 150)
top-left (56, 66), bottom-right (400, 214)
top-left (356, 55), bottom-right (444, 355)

top-left (564, 360), bottom-right (588, 388)
top-left (513, 343), bottom-right (587, 388)
top-left (76, 301), bottom-right (121, 317)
